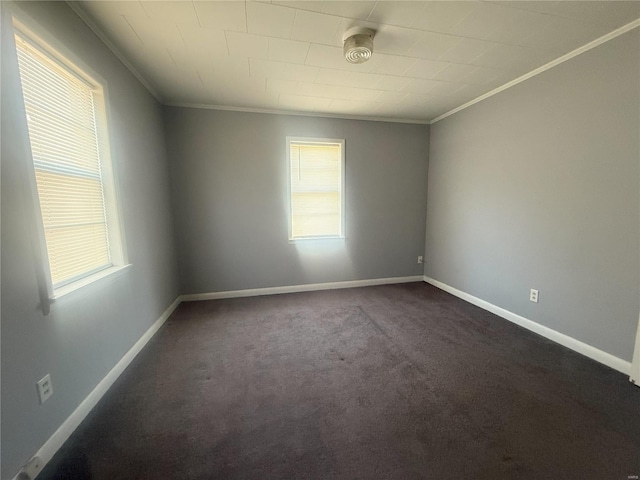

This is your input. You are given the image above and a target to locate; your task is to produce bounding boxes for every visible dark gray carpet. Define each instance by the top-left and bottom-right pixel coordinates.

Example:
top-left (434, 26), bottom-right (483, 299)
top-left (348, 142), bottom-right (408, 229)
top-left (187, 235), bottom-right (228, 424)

top-left (41, 282), bottom-right (640, 480)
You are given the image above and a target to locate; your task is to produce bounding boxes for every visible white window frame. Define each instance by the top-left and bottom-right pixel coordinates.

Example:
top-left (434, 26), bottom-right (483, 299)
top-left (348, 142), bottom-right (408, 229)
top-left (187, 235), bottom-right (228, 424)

top-left (13, 16), bottom-right (129, 310)
top-left (286, 136), bottom-right (346, 242)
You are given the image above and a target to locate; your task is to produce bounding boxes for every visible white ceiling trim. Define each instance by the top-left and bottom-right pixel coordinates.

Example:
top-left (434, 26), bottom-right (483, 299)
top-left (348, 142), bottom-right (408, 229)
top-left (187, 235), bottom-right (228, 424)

top-left (430, 18), bottom-right (640, 124)
top-left (67, 1), bottom-right (639, 126)
top-left (163, 102), bottom-right (431, 125)
top-left (66, 1), bottom-right (162, 102)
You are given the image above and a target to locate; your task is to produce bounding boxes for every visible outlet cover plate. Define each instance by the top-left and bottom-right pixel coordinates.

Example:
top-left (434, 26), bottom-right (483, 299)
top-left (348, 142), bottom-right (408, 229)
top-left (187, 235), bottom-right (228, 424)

top-left (530, 289), bottom-right (539, 303)
top-left (37, 374), bottom-right (53, 404)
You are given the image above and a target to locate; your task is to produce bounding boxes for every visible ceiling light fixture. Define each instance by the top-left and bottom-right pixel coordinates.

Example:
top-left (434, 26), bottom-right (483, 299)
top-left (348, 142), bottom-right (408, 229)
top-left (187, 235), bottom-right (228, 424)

top-left (343, 27), bottom-right (375, 64)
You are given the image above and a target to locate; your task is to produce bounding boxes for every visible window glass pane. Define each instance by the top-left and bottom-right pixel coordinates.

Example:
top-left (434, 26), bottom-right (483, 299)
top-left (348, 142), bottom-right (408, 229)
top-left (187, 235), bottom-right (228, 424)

top-left (15, 33), bottom-right (111, 287)
top-left (289, 141), bottom-right (343, 239)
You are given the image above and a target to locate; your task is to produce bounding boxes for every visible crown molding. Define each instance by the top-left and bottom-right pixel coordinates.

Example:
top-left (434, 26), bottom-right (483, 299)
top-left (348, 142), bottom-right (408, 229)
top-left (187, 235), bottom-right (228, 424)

top-left (66, 1), bottom-right (162, 103)
top-left (430, 18), bottom-right (640, 125)
top-left (66, 1), bottom-right (639, 127)
top-left (163, 102), bottom-right (431, 125)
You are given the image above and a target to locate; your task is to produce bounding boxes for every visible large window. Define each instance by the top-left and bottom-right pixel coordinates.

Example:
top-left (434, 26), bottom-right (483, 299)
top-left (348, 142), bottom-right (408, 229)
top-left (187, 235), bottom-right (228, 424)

top-left (287, 137), bottom-right (345, 240)
top-left (14, 26), bottom-right (125, 298)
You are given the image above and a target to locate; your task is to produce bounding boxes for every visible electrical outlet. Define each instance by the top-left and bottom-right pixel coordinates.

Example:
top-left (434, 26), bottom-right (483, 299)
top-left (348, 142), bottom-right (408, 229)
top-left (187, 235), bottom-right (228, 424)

top-left (417, 256), bottom-right (423, 264)
top-left (37, 374), bottom-right (53, 404)
top-left (530, 289), bottom-right (539, 303)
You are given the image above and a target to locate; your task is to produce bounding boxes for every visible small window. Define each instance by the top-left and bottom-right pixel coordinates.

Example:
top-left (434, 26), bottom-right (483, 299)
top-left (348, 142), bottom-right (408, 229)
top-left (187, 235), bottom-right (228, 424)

top-left (287, 137), bottom-right (345, 240)
top-left (14, 27), bottom-right (125, 296)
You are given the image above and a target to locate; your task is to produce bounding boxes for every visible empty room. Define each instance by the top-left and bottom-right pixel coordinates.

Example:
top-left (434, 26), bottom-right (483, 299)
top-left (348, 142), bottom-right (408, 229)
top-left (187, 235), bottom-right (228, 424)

top-left (2, 1), bottom-right (640, 479)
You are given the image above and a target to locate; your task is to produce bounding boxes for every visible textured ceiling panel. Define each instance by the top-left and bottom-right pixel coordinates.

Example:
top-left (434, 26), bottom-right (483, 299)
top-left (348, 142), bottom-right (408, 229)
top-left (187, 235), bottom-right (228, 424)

top-left (75, 0), bottom-right (640, 122)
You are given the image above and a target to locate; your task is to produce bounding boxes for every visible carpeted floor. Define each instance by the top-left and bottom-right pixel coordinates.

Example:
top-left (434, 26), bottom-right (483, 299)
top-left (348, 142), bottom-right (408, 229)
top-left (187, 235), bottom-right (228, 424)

top-left (41, 282), bottom-right (640, 480)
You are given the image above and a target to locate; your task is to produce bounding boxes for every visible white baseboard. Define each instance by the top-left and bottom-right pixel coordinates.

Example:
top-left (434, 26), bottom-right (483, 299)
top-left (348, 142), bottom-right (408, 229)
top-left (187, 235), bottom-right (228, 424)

top-left (630, 314), bottom-right (640, 385)
top-left (423, 276), bottom-right (632, 376)
top-left (14, 297), bottom-right (181, 480)
top-left (17, 275), bottom-right (630, 479)
top-left (10, 276), bottom-right (634, 480)
top-left (180, 275), bottom-right (424, 302)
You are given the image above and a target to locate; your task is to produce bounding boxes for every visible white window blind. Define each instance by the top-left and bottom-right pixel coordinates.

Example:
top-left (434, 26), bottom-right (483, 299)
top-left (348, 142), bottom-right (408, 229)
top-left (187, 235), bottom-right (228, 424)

top-left (289, 139), bottom-right (344, 239)
top-left (15, 33), bottom-right (112, 288)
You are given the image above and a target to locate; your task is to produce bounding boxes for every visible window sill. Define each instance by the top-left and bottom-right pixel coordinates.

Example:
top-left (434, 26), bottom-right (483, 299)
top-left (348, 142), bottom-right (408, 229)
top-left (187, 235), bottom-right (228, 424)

top-left (50, 264), bottom-right (132, 301)
top-left (289, 236), bottom-right (346, 244)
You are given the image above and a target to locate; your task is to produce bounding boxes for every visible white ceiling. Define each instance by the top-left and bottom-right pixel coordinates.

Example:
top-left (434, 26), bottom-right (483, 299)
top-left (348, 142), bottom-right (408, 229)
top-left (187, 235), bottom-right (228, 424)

top-left (74, 1), bottom-right (640, 123)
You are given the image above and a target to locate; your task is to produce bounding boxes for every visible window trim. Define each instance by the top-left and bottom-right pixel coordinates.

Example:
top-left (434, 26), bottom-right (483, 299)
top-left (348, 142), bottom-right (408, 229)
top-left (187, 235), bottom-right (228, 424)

top-left (12, 14), bottom-right (129, 310)
top-left (286, 136), bottom-right (346, 242)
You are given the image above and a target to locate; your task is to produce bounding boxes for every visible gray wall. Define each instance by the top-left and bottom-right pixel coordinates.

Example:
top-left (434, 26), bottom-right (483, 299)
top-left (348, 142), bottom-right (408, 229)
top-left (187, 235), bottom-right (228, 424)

top-left (1, 2), bottom-right (179, 478)
top-left (164, 108), bottom-right (429, 294)
top-left (425, 29), bottom-right (640, 361)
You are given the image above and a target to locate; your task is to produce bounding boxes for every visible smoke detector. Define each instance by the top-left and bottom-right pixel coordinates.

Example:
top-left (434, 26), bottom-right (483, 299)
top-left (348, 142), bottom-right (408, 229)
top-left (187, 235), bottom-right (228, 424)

top-left (343, 27), bottom-right (375, 64)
